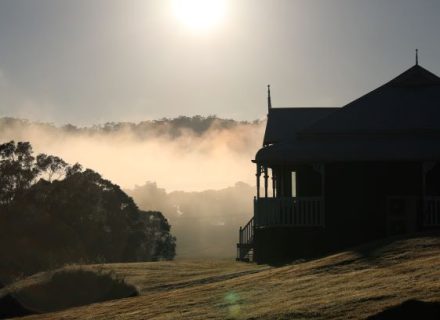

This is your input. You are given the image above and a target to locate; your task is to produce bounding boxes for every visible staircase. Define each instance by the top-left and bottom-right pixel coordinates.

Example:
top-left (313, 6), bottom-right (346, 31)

top-left (236, 217), bottom-right (254, 262)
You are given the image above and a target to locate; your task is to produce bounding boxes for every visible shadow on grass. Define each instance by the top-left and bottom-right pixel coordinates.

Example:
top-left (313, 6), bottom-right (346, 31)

top-left (266, 231), bottom-right (440, 269)
top-left (367, 300), bottom-right (440, 320)
top-left (0, 268), bottom-right (138, 319)
top-left (0, 293), bottom-right (33, 319)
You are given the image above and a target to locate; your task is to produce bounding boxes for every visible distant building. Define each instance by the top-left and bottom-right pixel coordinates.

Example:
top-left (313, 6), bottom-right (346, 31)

top-left (237, 61), bottom-right (440, 263)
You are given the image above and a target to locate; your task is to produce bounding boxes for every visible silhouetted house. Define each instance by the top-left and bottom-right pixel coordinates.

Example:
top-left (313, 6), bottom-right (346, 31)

top-left (237, 62), bottom-right (440, 263)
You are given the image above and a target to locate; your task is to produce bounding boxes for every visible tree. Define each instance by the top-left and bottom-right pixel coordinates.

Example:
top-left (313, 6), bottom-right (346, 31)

top-left (36, 154), bottom-right (68, 182)
top-left (0, 141), bottom-right (39, 205)
top-left (0, 141), bottom-right (83, 204)
top-left (0, 141), bottom-right (176, 280)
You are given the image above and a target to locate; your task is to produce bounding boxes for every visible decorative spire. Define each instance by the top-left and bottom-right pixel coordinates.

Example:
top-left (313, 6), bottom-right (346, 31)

top-left (416, 48), bottom-right (419, 65)
top-left (267, 84), bottom-right (272, 113)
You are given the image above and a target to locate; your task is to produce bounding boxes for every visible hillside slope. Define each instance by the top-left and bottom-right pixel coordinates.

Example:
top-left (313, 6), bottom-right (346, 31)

top-left (10, 234), bottom-right (440, 319)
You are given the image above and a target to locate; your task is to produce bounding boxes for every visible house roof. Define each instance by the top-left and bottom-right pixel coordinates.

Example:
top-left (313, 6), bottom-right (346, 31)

top-left (300, 65), bottom-right (440, 137)
top-left (255, 64), bottom-right (440, 164)
top-left (263, 107), bottom-right (338, 145)
top-left (256, 135), bottom-right (440, 165)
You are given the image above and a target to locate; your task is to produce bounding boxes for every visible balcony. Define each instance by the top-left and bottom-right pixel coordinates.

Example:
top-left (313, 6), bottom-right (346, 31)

top-left (254, 197), bottom-right (325, 227)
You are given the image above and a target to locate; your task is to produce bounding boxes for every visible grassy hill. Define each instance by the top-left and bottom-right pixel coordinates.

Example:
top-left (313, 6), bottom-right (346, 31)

top-left (5, 234), bottom-right (440, 319)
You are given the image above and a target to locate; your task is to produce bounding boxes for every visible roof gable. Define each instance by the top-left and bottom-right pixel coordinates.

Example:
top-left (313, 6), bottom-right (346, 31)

top-left (386, 65), bottom-right (440, 87)
top-left (300, 65), bottom-right (440, 136)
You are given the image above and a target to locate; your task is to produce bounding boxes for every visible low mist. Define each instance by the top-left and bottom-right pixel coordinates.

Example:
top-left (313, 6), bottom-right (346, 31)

top-left (127, 181), bottom-right (255, 258)
top-left (0, 116), bottom-right (263, 257)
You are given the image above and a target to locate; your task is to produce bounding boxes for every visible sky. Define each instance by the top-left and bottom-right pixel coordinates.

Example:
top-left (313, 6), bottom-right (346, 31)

top-left (1, 0), bottom-right (440, 125)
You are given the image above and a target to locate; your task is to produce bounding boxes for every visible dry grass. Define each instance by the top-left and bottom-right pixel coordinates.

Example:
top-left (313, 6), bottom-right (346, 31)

top-left (9, 234), bottom-right (440, 319)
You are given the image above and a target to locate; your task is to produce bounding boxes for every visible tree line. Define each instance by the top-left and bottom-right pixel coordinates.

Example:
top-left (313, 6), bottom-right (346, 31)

top-left (0, 116), bottom-right (262, 139)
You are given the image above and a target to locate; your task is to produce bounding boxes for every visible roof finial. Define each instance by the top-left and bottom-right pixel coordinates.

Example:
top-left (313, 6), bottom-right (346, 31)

top-left (267, 84), bottom-right (272, 113)
top-left (415, 48), bottom-right (419, 65)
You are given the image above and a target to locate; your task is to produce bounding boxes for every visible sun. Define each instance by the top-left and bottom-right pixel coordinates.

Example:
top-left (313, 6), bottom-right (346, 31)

top-left (172, 0), bottom-right (227, 32)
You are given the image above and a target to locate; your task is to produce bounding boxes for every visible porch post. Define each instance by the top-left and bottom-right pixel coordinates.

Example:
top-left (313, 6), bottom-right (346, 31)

top-left (264, 166), bottom-right (269, 198)
top-left (279, 168), bottom-right (284, 197)
top-left (272, 168), bottom-right (276, 198)
top-left (256, 164), bottom-right (261, 199)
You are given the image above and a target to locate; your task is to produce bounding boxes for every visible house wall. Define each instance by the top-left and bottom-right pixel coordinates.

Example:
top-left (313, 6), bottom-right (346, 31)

top-left (325, 161), bottom-right (422, 247)
top-left (254, 226), bottom-right (328, 264)
top-left (296, 165), bottom-right (322, 197)
top-left (426, 162), bottom-right (440, 195)
top-left (254, 161), bottom-right (423, 264)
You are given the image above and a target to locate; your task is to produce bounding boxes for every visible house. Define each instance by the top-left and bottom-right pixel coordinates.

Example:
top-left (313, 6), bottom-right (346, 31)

top-left (237, 60), bottom-right (440, 263)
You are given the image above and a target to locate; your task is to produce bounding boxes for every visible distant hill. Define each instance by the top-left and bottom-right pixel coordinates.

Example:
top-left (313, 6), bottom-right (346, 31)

top-left (3, 233), bottom-right (439, 319)
top-left (0, 116), bottom-right (262, 139)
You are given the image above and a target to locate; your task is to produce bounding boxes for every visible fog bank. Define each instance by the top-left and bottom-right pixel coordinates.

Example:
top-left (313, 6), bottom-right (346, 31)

top-left (0, 116), bottom-right (264, 191)
top-left (0, 116), bottom-right (261, 257)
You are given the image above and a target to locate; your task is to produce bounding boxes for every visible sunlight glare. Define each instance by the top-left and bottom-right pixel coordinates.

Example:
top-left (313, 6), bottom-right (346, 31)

top-left (172, 0), bottom-right (227, 32)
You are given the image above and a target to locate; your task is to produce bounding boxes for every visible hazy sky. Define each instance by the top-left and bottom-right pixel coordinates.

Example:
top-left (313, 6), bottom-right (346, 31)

top-left (1, 0), bottom-right (440, 125)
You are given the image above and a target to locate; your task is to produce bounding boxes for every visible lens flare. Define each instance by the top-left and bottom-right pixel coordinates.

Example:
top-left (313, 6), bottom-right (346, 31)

top-left (224, 292), bottom-right (241, 318)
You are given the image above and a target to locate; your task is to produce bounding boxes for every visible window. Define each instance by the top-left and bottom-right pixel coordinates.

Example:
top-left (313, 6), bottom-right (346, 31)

top-left (291, 171), bottom-right (296, 197)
